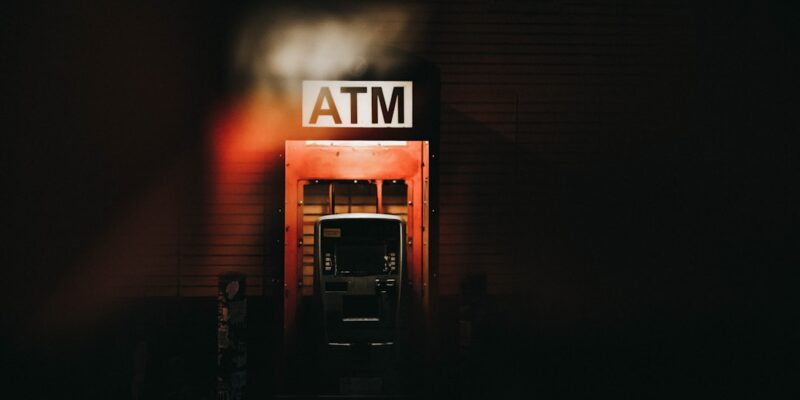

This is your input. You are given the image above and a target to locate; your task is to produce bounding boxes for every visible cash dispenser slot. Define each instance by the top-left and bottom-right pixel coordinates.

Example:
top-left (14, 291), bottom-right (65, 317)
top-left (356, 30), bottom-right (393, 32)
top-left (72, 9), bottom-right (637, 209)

top-left (342, 296), bottom-right (381, 322)
top-left (325, 282), bottom-right (348, 292)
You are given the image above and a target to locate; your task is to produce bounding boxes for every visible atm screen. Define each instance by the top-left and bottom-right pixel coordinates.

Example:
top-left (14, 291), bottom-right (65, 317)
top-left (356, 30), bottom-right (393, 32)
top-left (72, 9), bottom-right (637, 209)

top-left (335, 243), bottom-right (386, 276)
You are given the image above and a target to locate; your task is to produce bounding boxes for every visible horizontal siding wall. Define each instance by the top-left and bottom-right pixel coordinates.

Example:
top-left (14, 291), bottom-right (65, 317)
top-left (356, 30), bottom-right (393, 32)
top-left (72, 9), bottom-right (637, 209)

top-left (104, 0), bottom-right (694, 299)
top-left (397, 0), bottom-right (694, 296)
top-left (106, 156), bottom-right (282, 297)
top-left (177, 156), bottom-right (284, 297)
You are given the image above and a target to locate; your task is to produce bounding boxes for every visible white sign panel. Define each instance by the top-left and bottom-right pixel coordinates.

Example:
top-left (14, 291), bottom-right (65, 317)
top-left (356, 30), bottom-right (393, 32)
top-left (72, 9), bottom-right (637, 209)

top-left (302, 80), bottom-right (412, 128)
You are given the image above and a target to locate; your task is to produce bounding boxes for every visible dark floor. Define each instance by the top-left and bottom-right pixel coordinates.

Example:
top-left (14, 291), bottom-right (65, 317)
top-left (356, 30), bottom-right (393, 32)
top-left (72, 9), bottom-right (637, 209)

top-left (5, 293), bottom-right (793, 399)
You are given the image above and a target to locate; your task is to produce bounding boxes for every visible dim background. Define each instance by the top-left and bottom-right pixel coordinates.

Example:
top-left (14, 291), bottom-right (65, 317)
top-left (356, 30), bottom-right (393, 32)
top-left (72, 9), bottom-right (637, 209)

top-left (2, 0), bottom-right (798, 398)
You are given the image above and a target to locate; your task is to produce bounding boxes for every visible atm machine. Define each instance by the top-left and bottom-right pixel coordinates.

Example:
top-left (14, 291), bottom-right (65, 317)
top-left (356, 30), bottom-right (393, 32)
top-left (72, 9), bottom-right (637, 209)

top-left (315, 213), bottom-right (404, 347)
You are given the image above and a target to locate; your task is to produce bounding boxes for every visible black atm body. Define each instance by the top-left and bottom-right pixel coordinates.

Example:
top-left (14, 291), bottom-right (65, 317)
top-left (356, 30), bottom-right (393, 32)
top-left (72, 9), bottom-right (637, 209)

top-left (315, 213), bottom-right (404, 346)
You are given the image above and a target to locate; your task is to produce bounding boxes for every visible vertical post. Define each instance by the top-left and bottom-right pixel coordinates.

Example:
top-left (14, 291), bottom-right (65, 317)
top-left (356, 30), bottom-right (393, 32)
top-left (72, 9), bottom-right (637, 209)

top-left (422, 141), bottom-right (430, 311)
top-left (328, 182), bottom-right (334, 215)
top-left (284, 143), bottom-right (298, 347)
top-left (376, 179), bottom-right (384, 213)
top-left (411, 144), bottom-right (425, 300)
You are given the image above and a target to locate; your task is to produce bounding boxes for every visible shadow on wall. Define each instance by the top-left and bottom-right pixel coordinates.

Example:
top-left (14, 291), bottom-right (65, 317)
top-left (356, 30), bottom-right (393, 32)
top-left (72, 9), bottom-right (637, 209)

top-left (433, 103), bottom-right (596, 398)
top-left (432, 80), bottom-right (788, 396)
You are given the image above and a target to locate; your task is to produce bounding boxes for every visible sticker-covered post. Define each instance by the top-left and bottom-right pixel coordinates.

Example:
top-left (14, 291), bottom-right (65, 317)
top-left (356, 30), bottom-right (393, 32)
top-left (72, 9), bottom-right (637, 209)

top-left (217, 273), bottom-right (248, 399)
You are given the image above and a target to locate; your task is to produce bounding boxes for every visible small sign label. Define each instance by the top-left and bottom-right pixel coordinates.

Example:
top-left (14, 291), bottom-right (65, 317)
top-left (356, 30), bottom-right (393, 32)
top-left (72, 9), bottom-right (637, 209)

top-left (303, 80), bottom-right (412, 128)
top-left (323, 228), bottom-right (342, 238)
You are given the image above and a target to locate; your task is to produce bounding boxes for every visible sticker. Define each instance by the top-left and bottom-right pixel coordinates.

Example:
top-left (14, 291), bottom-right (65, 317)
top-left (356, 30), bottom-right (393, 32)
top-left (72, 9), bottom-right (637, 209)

top-left (323, 228), bottom-right (342, 238)
top-left (225, 281), bottom-right (240, 299)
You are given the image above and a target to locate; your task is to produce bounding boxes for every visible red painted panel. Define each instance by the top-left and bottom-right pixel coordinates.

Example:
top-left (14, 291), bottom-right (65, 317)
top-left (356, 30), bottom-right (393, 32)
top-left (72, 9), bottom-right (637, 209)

top-left (284, 141), bottom-right (427, 342)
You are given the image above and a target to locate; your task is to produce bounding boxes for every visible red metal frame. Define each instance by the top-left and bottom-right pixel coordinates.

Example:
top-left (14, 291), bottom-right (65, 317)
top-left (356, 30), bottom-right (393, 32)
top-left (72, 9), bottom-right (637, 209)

top-left (284, 140), bottom-right (429, 341)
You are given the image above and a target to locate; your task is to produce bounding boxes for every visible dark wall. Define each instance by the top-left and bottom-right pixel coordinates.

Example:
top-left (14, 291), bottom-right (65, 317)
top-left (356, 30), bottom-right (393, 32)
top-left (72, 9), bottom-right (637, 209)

top-left (424, 1), bottom-right (798, 397)
top-left (2, 1), bottom-right (240, 397)
top-left (2, 0), bottom-right (237, 315)
top-left (3, 0), bottom-right (797, 397)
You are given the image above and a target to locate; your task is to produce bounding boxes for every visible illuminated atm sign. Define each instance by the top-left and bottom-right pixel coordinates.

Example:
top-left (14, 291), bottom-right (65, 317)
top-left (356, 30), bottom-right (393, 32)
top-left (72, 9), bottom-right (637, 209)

top-left (302, 81), bottom-right (412, 128)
